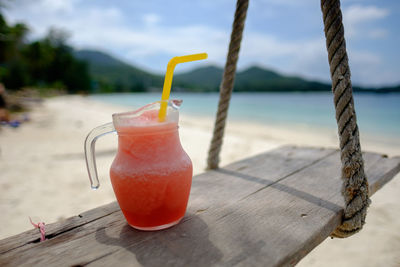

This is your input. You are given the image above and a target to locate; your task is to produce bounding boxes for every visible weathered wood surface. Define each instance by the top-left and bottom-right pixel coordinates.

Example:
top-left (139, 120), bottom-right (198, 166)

top-left (0, 146), bottom-right (399, 267)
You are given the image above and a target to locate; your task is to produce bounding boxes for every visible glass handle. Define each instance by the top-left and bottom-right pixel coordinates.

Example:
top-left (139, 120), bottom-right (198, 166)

top-left (84, 122), bottom-right (115, 189)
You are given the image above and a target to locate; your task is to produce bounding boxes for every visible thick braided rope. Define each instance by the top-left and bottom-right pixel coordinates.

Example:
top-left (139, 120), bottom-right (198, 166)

top-left (321, 0), bottom-right (370, 238)
top-left (207, 0), bottom-right (249, 169)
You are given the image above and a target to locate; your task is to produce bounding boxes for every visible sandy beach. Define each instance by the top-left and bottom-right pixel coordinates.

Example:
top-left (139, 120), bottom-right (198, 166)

top-left (1, 95), bottom-right (399, 266)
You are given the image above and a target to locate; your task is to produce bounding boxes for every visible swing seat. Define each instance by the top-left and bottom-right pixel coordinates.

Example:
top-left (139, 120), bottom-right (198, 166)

top-left (1, 145), bottom-right (399, 266)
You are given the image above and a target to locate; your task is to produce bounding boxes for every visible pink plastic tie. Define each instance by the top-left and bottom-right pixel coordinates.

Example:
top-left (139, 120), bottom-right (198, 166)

top-left (29, 217), bottom-right (47, 242)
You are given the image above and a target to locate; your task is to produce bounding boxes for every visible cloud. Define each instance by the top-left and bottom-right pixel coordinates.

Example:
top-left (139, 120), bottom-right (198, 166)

top-left (4, 0), bottom-right (78, 17)
top-left (4, 1), bottom-right (124, 44)
top-left (142, 13), bottom-right (161, 26)
top-left (259, 0), bottom-right (315, 7)
top-left (344, 5), bottom-right (389, 25)
top-left (368, 28), bottom-right (388, 39)
top-left (240, 33), bottom-right (329, 79)
top-left (350, 50), bottom-right (382, 67)
top-left (343, 5), bottom-right (389, 39)
top-left (347, 50), bottom-right (388, 86)
top-left (39, 0), bottom-right (77, 12)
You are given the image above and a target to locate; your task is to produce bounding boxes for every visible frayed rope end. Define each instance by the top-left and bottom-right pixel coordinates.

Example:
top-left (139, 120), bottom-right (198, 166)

top-left (29, 217), bottom-right (47, 242)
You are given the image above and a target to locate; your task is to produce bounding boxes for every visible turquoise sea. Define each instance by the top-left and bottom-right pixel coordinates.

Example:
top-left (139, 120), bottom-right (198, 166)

top-left (90, 92), bottom-right (400, 145)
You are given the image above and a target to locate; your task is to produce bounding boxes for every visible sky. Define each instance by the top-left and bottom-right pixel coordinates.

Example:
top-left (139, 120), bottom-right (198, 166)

top-left (2, 0), bottom-right (400, 87)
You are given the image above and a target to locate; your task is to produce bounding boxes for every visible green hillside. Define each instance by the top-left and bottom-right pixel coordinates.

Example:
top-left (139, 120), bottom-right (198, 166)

top-left (174, 66), bottom-right (223, 91)
top-left (174, 65), bottom-right (331, 92)
top-left (235, 66), bottom-right (331, 92)
top-left (74, 50), bottom-right (162, 93)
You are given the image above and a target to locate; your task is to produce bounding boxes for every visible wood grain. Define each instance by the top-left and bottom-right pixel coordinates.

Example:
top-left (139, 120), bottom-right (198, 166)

top-left (0, 146), bottom-right (398, 267)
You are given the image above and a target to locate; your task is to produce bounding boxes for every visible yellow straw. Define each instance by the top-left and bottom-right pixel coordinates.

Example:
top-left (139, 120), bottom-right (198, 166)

top-left (158, 53), bottom-right (208, 121)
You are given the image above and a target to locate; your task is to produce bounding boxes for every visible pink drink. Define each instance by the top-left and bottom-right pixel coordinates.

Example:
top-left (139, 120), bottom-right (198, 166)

top-left (110, 109), bottom-right (193, 230)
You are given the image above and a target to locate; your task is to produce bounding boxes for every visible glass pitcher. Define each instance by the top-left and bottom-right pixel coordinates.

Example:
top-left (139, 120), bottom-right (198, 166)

top-left (84, 100), bottom-right (193, 231)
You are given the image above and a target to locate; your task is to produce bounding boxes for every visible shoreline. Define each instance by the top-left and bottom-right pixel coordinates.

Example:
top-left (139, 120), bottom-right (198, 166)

top-left (1, 95), bottom-right (399, 266)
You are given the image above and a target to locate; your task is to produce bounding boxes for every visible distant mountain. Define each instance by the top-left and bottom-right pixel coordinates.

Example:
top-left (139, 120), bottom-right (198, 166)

top-left (74, 50), bottom-right (125, 67)
top-left (74, 50), bottom-right (162, 92)
top-left (174, 65), bottom-right (331, 92)
top-left (354, 84), bottom-right (400, 93)
top-left (235, 66), bottom-right (331, 92)
top-left (174, 66), bottom-right (223, 91)
top-left (73, 49), bottom-right (400, 93)
top-left (177, 66), bottom-right (400, 93)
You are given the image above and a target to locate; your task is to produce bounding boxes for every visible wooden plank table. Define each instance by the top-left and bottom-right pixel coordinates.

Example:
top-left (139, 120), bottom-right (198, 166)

top-left (1, 146), bottom-right (399, 266)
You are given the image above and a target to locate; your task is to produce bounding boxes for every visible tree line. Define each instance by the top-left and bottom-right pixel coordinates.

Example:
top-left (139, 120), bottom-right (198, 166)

top-left (0, 13), bottom-right (91, 93)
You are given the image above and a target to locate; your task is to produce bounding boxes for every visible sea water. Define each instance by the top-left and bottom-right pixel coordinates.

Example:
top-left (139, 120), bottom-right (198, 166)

top-left (90, 92), bottom-right (400, 146)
